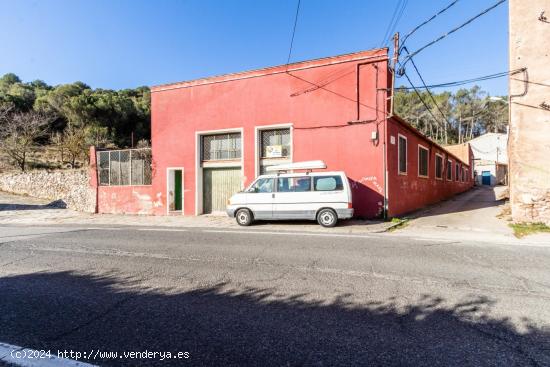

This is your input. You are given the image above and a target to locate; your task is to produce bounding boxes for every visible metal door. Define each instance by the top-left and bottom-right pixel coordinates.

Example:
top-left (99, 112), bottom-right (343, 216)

top-left (482, 171), bottom-right (491, 185)
top-left (203, 167), bottom-right (241, 213)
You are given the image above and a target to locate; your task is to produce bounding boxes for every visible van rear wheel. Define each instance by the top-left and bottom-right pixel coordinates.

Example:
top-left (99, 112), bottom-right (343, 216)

top-left (317, 208), bottom-right (337, 227)
top-left (235, 208), bottom-right (253, 226)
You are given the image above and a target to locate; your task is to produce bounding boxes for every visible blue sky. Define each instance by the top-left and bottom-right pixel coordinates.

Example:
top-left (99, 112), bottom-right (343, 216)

top-left (0, 0), bottom-right (509, 95)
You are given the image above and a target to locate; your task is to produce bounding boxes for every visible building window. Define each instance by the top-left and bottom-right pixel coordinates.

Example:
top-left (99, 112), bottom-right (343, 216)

top-left (97, 148), bottom-right (152, 186)
top-left (465, 168), bottom-right (469, 181)
top-left (455, 163), bottom-right (460, 181)
top-left (418, 145), bottom-right (429, 178)
top-left (435, 154), bottom-right (443, 180)
top-left (447, 159), bottom-right (452, 180)
top-left (398, 134), bottom-right (407, 174)
top-left (260, 128), bottom-right (290, 158)
top-left (277, 176), bottom-right (311, 192)
top-left (202, 133), bottom-right (241, 161)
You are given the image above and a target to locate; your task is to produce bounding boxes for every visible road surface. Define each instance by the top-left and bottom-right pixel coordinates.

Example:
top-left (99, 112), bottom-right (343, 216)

top-left (0, 224), bottom-right (549, 366)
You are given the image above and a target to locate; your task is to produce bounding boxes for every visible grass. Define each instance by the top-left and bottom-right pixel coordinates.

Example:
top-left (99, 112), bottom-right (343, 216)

top-left (387, 217), bottom-right (409, 232)
top-left (509, 222), bottom-right (550, 238)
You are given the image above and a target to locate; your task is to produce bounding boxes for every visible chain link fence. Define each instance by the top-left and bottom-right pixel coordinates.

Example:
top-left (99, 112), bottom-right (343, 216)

top-left (97, 148), bottom-right (152, 186)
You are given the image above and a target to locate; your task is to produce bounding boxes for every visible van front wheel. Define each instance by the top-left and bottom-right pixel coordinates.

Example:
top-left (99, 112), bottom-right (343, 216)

top-left (317, 208), bottom-right (337, 228)
top-left (235, 208), bottom-right (253, 226)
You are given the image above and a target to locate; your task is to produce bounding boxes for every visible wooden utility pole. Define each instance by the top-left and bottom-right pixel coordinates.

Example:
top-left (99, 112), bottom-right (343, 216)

top-left (389, 32), bottom-right (399, 118)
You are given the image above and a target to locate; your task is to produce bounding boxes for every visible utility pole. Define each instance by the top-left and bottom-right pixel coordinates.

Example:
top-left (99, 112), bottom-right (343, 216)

top-left (389, 32), bottom-right (399, 118)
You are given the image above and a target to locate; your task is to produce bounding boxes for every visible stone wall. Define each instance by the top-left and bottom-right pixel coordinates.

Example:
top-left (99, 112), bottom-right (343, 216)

top-left (0, 169), bottom-right (96, 213)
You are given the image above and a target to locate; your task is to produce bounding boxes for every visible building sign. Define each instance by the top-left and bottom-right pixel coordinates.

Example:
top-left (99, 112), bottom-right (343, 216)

top-left (266, 145), bottom-right (283, 158)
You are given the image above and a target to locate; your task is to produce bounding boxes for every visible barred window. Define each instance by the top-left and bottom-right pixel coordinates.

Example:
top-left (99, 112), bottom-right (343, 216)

top-left (97, 149), bottom-right (152, 186)
top-left (202, 133), bottom-right (241, 161)
top-left (260, 128), bottom-right (290, 158)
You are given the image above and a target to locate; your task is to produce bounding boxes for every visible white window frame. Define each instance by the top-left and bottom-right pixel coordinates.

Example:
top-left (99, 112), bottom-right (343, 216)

top-left (195, 127), bottom-right (244, 215)
top-left (435, 153), bottom-right (444, 180)
top-left (418, 144), bottom-right (429, 178)
top-left (397, 133), bottom-right (407, 175)
top-left (254, 123), bottom-right (293, 178)
top-left (447, 159), bottom-right (453, 181)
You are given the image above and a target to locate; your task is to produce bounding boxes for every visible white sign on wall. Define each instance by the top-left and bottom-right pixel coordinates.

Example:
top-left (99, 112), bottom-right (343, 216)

top-left (266, 145), bottom-right (283, 158)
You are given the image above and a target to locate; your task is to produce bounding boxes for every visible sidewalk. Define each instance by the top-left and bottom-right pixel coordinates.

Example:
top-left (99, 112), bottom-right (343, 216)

top-left (392, 186), bottom-right (550, 245)
top-left (0, 191), bottom-right (392, 234)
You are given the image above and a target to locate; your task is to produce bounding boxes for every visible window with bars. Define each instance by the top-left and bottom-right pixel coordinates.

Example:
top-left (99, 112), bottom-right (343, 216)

top-left (202, 133), bottom-right (241, 161)
top-left (97, 148), bottom-right (152, 186)
top-left (260, 128), bottom-right (290, 158)
top-left (418, 146), bottom-right (429, 177)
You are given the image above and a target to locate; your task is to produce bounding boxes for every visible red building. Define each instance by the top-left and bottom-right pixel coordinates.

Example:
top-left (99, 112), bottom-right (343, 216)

top-left (90, 48), bottom-right (473, 218)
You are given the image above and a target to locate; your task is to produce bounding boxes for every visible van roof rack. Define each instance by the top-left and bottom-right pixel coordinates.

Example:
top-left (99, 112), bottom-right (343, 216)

top-left (265, 160), bottom-right (327, 173)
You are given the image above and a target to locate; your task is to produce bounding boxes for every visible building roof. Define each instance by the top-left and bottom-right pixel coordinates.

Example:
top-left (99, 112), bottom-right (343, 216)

top-left (392, 115), bottom-right (471, 167)
top-left (151, 48), bottom-right (389, 93)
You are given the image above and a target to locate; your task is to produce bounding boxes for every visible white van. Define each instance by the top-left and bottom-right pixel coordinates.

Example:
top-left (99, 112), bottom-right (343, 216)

top-left (226, 162), bottom-right (353, 227)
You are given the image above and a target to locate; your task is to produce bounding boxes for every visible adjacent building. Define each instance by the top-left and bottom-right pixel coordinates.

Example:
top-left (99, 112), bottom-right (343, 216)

top-left (468, 133), bottom-right (508, 186)
top-left (90, 48), bottom-right (473, 218)
top-left (508, 0), bottom-right (550, 224)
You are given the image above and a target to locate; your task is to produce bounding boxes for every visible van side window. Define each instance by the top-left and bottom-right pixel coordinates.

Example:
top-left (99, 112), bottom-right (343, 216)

top-left (277, 177), bottom-right (311, 192)
top-left (249, 178), bottom-right (274, 193)
top-left (314, 176), bottom-right (343, 191)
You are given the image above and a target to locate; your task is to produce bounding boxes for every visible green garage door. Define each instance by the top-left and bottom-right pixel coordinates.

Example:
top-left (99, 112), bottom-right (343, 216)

top-left (203, 167), bottom-right (241, 214)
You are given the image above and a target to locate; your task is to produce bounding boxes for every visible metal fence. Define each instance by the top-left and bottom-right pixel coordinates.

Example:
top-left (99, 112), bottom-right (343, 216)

top-left (97, 148), bottom-right (152, 186)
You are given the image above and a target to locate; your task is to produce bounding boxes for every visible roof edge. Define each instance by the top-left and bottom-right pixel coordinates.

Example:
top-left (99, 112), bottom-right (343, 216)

top-left (391, 115), bottom-right (471, 166)
top-left (151, 48), bottom-right (388, 93)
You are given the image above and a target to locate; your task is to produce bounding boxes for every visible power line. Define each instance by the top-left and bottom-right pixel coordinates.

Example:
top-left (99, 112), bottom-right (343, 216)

top-left (405, 49), bottom-right (453, 138)
top-left (399, 0), bottom-right (460, 51)
top-left (396, 68), bottom-right (526, 90)
top-left (380, 0), bottom-right (408, 47)
top-left (286, 0), bottom-right (301, 66)
top-left (399, 0), bottom-right (506, 71)
top-left (401, 70), bottom-right (448, 139)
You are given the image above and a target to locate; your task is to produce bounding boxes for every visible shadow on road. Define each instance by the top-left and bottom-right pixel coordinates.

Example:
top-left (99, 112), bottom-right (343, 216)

top-left (0, 199), bottom-right (66, 211)
top-left (0, 271), bottom-right (548, 366)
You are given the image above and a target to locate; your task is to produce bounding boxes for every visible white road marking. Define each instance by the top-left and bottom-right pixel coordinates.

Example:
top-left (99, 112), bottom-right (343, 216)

top-left (0, 342), bottom-right (97, 367)
top-left (202, 229), bottom-right (376, 239)
top-left (136, 228), bottom-right (188, 232)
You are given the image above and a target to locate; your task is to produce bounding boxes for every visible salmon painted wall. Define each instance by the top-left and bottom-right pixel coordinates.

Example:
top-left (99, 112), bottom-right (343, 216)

top-left (150, 49), bottom-right (390, 217)
top-left (386, 118), bottom-right (474, 217)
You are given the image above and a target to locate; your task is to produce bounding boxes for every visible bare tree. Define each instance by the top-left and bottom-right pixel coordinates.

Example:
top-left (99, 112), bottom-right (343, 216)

top-left (61, 125), bottom-right (88, 168)
top-left (0, 110), bottom-right (52, 171)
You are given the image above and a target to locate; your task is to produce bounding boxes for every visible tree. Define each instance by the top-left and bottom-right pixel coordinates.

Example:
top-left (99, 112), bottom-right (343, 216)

top-left (60, 125), bottom-right (88, 168)
top-left (0, 110), bottom-right (53, 171)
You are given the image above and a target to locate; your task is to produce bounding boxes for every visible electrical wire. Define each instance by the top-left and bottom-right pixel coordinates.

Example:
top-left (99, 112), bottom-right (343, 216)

top-left (396, 68), bottom-right (526, 90)
top-left (286, 0), bottom-right (301, 66)
top-left (399, 0), bottom-right (461, 51)
top-left (399, 0), bottom-right (506, 71)
top-left (380, 0), bottom-right (408, 47)
top-left (401, 70), bottom-right (448, 138)
top-left (405, 49), bottom-right (453, 135)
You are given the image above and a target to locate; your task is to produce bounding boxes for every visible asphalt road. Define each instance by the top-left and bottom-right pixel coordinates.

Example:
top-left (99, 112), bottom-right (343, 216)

top-left (0, 224), bottom-right (549, 366)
